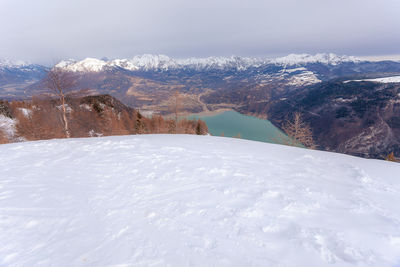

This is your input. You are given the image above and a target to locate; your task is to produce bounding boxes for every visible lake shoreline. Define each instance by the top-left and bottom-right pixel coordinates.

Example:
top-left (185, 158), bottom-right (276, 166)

top-left (179, 108), bottom-right (233, 118)
top-left (182, 110), bottom-right (287, 144)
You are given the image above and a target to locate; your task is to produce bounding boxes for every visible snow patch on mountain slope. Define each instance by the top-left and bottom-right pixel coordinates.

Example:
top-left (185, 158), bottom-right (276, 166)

top-left (255, 66), bottom-right (321, 86)
top-left (345, 76), bottom-right (400, 84)
top-left (285, 71), bottom-right (321, 86)
top-left (280, 67), bottom-right (308, 73)
top-left (278, 67), bottom-right (321, 86)
top-left (55, 53), bottom-right (363, 72)
top-left (1, 135), bottom-right (400, 266)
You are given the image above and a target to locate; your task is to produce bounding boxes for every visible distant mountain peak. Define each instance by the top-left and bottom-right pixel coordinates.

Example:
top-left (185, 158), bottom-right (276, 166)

top-left (55, 58), bottom-right (107, 72)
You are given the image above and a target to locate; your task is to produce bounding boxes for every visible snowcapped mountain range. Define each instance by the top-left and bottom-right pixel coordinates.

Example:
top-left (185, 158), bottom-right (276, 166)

top-left (272, 53), bottom-right (362, 66)
top-left (0, 60), bottom-right (48, 90)
top-left (55, 55), bottom-right (266, 72)
top-left (54, 53), bottom-right (364, 72)
top-left (0, 59), bottom-right (46, 72)
top-left (0, 59), bottom-right (30, 68)
top-left (2, 52), bottom-right (400, 105)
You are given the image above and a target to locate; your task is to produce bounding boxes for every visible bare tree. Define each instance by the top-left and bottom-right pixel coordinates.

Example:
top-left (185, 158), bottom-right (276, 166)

top-left (386, 152), bottom-right (399, 162)
top-left (14, 98), bottom-right (65, 140)
top-left (45, 68), bottom-right (76, 138)
top-left (172, 90), bottom-right (182, 123)
top-left (195, 119), bottom-right (208, 135)
top-left (168, 90), bottom-right (182, 133)
top-left (282, 112), bottom-right (316, 149)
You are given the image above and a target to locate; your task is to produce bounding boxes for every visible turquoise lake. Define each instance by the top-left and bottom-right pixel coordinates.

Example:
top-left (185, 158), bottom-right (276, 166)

top-left (187, 110), bottom-right (286, 144)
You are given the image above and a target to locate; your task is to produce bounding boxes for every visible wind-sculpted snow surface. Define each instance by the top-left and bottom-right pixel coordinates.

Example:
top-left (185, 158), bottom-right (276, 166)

top-left (0, 135), bottom-right (400, 266)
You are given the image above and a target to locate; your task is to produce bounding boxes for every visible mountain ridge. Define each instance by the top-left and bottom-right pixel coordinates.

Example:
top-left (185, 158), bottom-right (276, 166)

top-left (54, 53), bottom-right (364, 72)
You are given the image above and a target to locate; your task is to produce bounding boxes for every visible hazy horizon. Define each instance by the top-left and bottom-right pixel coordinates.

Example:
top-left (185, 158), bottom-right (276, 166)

top-left (1, 0), bottom-right (399, 65)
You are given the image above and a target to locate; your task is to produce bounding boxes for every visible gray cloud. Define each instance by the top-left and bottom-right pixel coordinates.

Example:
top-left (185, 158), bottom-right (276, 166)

top-left (0, 0), bottom-right (399, 64)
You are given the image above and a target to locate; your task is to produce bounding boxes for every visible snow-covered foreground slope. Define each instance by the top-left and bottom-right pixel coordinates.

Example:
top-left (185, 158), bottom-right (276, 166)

top-left (1, 135), bottom-right (400, 267)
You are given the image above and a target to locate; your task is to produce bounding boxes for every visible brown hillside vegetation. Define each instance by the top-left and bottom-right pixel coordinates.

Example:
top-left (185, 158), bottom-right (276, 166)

top-left (0, 100), bottom-right (13, 144)
top-left (0, 130), bottom-right (8, 144)
top-left (6, 95), bottom-right (208, 142)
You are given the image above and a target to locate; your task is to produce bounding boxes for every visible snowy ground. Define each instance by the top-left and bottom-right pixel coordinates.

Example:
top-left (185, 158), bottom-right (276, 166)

top-left (1, 135), bottom-right (400, 266)
top-left (0, 114), bottom-right (16, 140)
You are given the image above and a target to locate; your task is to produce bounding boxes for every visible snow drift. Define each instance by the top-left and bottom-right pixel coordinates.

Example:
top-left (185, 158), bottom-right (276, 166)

top-left (0, 135), bottom-right (400, 266)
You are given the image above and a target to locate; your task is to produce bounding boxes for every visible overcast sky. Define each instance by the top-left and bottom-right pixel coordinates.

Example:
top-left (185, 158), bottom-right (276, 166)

top-left (0, 0), bottom-right (399, 64)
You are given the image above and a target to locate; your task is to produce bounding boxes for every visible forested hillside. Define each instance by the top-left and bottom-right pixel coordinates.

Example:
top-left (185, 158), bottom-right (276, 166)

top-left (0, 94), bottom-right (208, 143)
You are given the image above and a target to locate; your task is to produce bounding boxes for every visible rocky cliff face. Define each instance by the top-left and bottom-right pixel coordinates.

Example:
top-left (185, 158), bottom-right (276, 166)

top-left (266, 81), bottom-right (400, 158)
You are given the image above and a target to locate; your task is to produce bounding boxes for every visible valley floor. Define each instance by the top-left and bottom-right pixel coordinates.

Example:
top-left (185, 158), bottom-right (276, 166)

top-left (0, 135), bottom-right (400, 266)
